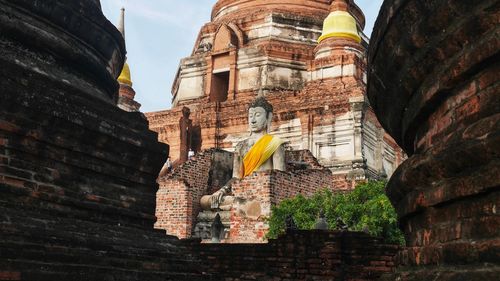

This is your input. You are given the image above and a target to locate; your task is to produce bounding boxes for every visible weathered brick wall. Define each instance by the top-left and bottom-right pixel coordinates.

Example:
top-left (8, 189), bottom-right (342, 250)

top-left (186, 230), bottom-right (399, 281)
top-left (331, 174), bottom-right (354, 190)
top-left (270, 169), bottom-right (334, 201)
top-left (229, 172), bottom-right (274, 242)
top-left (146, 107), bottom-right (185, 161)
top-left (0, 1), bottom-right (205, 280)
top-left (211, 0), bottom-right (331, 22)
top-left (167, 149), bottom-right (216, 189)
top-left (229, 169), bottom-right (334, 242)
top-left (156, 148), bottom-right (337, 242)
top-left (368, 0), bottom-right (500, 280)
top-left (147, 78), bottom-right (380, 190)
top-left (149, 79), bottom-right (362, 154)
top-left (156, 150), bottom-right (217, 238)
top-left (155, 179), bottom-right (192, 238)
top-left (286, 149), bottom-right (324, 169)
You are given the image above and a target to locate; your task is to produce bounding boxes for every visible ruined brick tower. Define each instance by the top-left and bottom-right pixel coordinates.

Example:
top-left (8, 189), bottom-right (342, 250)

top-left (148, 0), bottom-right (406, 241)
top-left (146, 0), bottom-right (404, 189)
top-left (369, 0), bottom-right (499, 279)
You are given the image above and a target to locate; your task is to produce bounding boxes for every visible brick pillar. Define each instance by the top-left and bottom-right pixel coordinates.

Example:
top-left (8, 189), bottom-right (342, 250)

top-left (368, 0), bottom-right (499, 279)
top-left (155, 179), bottom-right (192, 238)
top-left (229, 172), bottom-right (273, 243)
top-left (179, 107), bottom-right (192, 163)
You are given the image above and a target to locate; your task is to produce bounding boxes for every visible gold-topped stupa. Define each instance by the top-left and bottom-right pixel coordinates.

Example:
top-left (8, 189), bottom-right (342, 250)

top-left (117, 7), bottom-right (133, 87)
top-left (318, 0), bottom-right (361, 43)
top-left (115, 7), bottom-right (140, 112)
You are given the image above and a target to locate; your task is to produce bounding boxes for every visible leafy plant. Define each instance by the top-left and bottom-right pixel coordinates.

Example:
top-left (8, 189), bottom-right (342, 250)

top-left (266, 180), bottom-right (405, 245)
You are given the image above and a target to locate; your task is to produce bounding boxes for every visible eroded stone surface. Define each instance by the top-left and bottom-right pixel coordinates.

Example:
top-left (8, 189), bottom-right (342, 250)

top-left (0, 1), bottom-right (205, 279)
top-left (368, 0), bottom-right (500, 279)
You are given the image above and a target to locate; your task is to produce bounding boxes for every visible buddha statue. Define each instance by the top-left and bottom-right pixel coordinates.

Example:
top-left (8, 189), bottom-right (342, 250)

top-left (201, 96), bottom-right (286, 210)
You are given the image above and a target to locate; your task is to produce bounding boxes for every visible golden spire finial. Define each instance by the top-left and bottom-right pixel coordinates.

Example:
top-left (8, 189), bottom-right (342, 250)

top-left (318, 0), bottom-right (361, 43)
top-left (118, 62), bottom-right (132, 86)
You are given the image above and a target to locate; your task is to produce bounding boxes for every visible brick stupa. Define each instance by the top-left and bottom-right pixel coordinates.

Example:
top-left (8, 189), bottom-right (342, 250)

top-left (116, 7), bottom-right (141, 112)
top-left (147, 0), bottom-right (405, 241)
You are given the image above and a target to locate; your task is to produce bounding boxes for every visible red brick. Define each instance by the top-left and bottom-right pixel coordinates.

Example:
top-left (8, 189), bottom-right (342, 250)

top-left (368, 0), bottom-right (499, 280)
top-left (0, 272), bottom-right (21, 281)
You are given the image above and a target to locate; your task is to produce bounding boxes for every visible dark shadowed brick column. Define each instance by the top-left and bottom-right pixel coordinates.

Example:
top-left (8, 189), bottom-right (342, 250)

top-left (0, 0), bottom-right (206, 280)
top-left (368, 0), bottom-right (499, 280)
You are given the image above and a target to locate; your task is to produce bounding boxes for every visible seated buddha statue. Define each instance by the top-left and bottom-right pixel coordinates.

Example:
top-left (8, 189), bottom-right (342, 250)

top-left (201, 96), bottom-right (286, 210)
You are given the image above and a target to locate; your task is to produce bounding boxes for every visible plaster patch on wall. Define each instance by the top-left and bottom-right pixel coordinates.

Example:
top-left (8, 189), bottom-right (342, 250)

top-left (176, 76), bottom-right (204, 102)
top-left (311, 64), bottom-right (357, 81)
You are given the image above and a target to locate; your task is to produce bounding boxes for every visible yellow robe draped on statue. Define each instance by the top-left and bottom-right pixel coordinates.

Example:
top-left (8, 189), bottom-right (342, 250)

top-left (242, 134), bottom-right (284, 178)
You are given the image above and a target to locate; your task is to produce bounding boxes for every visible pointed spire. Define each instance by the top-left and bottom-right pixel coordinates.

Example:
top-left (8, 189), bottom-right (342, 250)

top-left (116, 6), bottom-right (140, 112)
top-left (117, 6), bottom-right (131, 87)
top-left (118, 7), bottom-right (125, 40)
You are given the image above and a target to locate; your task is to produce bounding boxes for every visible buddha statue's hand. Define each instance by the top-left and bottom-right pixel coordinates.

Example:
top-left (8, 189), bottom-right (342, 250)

top-left (210, 185), bottom-right (230, 209)
top-left (210, 191), bottom-right (224, 209)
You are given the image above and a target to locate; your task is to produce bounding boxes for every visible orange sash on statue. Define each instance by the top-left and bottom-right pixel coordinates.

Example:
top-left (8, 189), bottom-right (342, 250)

top-left (242, 134), bottom-right (284, 178)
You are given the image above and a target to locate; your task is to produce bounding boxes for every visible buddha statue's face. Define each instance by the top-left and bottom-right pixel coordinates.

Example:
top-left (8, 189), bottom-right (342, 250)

top-left (248, 106), bottom-right (269, 133)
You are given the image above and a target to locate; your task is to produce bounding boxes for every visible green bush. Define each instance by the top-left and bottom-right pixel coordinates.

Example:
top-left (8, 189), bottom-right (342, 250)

top-left (266, 180), bottom-right (405, 245)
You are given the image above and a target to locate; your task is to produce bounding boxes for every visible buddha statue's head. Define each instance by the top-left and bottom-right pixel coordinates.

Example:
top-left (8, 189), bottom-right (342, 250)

top-left (248, 96), bottom-right (273, 134)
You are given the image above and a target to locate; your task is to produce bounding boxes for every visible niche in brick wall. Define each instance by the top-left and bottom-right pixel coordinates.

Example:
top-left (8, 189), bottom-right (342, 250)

top-left (208, 24), bottom-right (239, 103)
top-left (210, 70), bottom-right (230, 102)
top-left (213, 24), bottom-right (238, 52)
top-left (191, 124), bottom-right (202, 152)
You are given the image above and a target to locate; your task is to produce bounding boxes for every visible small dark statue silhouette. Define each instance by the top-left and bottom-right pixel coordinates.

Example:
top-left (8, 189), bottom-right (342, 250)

top-left (211, 213), bottom-right (224, 243)
top-left (314, 209), bottom-right (329, 230)
top-left (285, 214), bottom-right (298, 232)
top-left (336, 217), bottom-right (348, 231)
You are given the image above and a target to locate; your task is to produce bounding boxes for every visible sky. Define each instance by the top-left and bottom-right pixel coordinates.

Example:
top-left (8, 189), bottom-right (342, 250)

top-left (101, 0), bottom-right (384, 113)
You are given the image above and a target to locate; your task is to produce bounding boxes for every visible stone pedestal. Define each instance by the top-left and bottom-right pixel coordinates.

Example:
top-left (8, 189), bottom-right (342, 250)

top-left (368, 0), bottom-right (499, 279)
top-left (194, 210), bottom-right (231, 240)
